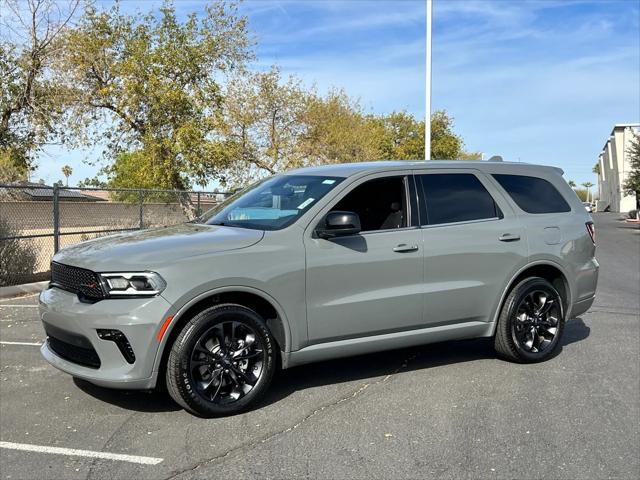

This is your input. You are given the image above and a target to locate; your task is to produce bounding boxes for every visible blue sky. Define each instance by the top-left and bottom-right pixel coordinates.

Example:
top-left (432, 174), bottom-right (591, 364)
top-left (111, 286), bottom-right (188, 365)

top-left (37, 0), bottom-right (640, 187)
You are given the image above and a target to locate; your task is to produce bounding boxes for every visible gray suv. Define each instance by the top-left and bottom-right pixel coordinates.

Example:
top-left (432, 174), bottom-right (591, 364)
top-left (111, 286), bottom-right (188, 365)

top-left (39, 161), bottom-right (599, 416)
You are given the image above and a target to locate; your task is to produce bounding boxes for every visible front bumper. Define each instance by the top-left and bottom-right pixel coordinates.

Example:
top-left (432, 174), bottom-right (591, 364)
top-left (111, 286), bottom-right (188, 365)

top-left (39, 287), bottom-right (172, 389)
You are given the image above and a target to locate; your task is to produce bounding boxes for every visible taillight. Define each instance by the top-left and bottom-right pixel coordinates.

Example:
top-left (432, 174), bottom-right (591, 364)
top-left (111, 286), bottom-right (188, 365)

top-left (586, 221), bottom-right (595, 245)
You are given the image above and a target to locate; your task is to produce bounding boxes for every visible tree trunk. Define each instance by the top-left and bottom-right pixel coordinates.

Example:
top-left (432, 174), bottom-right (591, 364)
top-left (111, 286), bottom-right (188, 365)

top-left (177, 190), bottom-right (198, 220)
top-left (169, 168), bottom-right (197, 220)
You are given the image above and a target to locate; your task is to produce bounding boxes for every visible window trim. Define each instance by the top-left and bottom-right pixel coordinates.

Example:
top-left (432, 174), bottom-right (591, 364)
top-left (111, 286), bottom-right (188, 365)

top-left (420, 216), bottom-right (502, 229)
top-left (416, 171), bottom-right (504, 228)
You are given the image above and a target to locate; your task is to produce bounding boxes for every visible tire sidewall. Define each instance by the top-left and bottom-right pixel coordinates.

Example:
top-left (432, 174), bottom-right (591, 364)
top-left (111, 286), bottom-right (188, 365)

top-left (168, 304), bottom-right (276, 417)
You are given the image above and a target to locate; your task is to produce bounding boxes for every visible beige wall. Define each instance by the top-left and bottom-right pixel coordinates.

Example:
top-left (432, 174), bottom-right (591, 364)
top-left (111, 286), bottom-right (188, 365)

top-left (598, 125), bottom-right (639, 213)
top-left (0, 200), bottom-right (218, 274)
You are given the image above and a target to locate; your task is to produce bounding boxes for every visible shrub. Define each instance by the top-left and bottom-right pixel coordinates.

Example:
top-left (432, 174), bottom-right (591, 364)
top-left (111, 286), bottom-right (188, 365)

top-left (0, 217), bottom-right (38, 287)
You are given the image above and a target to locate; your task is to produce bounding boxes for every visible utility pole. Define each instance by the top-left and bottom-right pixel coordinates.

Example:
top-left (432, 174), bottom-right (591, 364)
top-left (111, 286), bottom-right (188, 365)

top-left (425, 0), bottom-right (433, 160)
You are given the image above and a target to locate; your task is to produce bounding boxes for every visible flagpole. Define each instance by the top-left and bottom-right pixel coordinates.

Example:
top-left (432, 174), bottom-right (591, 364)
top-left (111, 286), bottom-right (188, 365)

top-left (425, 0), bottom-right (433, 160)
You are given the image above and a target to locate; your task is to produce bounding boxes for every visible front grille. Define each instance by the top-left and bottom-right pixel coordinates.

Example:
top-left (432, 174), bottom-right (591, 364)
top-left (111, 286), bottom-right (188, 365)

top-left (51, 262), bottom-right (105, 301)
top-left (48, 336), bottom-right (101, 369)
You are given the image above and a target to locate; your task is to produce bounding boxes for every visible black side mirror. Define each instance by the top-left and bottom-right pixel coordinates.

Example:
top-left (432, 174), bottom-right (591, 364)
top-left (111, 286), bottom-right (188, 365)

top-left (316, 211), bottom-right (361, 239)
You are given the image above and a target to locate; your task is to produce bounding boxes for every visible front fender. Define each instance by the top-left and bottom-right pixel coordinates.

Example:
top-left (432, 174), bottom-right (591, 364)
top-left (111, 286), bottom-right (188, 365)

top-left (150, 284), bottom-right (293, 376)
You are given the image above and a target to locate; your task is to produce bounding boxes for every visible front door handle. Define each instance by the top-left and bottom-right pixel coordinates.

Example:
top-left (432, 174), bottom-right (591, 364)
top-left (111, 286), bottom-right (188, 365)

top-left (499, 233), bottom-right (521, 242)
top-left (393, 244), bottom-right (419, 253)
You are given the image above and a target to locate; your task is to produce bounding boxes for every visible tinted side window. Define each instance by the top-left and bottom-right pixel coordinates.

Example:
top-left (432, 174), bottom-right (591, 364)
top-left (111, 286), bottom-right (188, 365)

top-left (493, 174), bottom-right (571, 214)
top-left (418, 173), bottom-right (501, 225)
top-left (331, 176), bottom-right (407, 231)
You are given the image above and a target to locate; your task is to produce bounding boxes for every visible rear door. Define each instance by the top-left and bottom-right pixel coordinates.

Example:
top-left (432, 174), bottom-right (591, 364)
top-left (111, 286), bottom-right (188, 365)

top-left (416, 169), bottom-right (528, 326)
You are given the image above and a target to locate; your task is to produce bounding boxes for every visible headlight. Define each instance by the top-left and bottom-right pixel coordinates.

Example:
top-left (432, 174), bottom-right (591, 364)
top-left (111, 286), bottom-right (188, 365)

top-left (99, 272), bottom-right (166, 297)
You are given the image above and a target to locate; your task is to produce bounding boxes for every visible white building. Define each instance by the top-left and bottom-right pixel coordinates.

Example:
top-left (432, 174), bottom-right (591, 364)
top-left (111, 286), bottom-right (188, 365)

top-left (597, 124), bottom-right (639, 213)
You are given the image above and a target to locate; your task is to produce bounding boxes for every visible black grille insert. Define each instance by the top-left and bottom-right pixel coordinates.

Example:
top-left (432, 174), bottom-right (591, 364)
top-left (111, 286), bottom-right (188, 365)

top-left (51, 262), bottom-right (105, 301)
top-left (47, 336), bottom-right (101, 369)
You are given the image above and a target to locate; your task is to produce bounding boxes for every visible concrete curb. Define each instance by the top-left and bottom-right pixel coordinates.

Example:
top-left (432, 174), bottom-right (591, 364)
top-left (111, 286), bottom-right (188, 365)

top-left (0, 281), bottom-right (47, 300)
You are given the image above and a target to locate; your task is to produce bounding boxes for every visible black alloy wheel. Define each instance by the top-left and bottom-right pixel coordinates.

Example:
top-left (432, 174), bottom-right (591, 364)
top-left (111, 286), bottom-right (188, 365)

top-left (166, 303), bottom-right (276, 417)
top-left (494, 277), bottom-right (566, 363)
top-left (511, 289), bottom-right (560, 354)
top-left (189, 320), bottom-right (265, 405)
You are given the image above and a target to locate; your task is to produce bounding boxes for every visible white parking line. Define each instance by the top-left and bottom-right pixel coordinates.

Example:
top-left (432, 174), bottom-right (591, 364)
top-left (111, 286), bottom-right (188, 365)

top-left (0, 305), bottom-right (38, 308)
top-left (0, 442), bottom-right (164, 465)
top-left (0, 341), bottom-right (42, 346)
top-left (0, 293), bottom-right (39, 303)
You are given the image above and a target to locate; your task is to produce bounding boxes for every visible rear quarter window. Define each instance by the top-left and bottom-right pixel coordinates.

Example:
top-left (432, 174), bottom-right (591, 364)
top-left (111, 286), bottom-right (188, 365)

top-left (492, 174), bottom-right (571, 214)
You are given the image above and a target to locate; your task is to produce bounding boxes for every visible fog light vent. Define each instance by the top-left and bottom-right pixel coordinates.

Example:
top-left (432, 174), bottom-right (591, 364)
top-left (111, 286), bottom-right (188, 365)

top-left (97, 329), bottom-right (136, 364)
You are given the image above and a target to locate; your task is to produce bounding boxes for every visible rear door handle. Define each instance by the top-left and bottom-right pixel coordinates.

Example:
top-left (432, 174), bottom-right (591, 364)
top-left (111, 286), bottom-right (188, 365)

top-left (499, 233), bottom-right (521, 242)
top-left (393, 244), bottom-right (419, 253)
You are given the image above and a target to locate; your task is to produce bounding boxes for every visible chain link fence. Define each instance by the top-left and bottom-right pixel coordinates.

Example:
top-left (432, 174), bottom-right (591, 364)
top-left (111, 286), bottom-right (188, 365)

top-left (0, 184), bottom-right (232, 287)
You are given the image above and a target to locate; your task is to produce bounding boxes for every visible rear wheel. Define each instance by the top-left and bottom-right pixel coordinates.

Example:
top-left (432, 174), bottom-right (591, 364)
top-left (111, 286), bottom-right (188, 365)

top-left (494, 277), bottom-right (565, 363)
top-left (166, 303), bottom-right (276, 417)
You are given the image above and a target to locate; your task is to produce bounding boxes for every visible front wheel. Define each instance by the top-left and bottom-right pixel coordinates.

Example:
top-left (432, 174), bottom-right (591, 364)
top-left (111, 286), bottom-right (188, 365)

top-left (494, 277), bottom-right (565, 363)
top-left (166, 303), bottom-right (276, 417)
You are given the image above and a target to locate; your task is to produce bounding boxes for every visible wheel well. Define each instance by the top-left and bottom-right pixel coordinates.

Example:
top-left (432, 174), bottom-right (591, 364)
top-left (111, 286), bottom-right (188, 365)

top-left (158, 291), bottom-right (286, 384)
top-left (509, 264), bottom-right (570, 313)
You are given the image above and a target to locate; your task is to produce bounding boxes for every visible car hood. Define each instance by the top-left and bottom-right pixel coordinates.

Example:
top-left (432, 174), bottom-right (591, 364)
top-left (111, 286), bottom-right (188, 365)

top-left (53, 223), bottom-right (264, 272)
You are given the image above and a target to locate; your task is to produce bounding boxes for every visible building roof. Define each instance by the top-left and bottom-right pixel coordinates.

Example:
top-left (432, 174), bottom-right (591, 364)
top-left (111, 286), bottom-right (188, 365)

top-left (601, 124), bottom-right (640, 152)
top-left (611, 123), bottom-right (640, 130)
top-left (284, 160), bottom-right (564, 178)
top-left (0, 183), bottom-right (104, 201)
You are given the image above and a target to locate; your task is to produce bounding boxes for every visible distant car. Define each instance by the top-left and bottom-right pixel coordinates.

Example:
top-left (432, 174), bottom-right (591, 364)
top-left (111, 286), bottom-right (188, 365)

top-left (583, 202), bottom-right (593, 213)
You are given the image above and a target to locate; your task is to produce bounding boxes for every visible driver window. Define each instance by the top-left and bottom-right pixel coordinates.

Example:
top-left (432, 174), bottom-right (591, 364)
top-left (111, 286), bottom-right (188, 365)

top-left (331, 176), bottom-right (407, 231)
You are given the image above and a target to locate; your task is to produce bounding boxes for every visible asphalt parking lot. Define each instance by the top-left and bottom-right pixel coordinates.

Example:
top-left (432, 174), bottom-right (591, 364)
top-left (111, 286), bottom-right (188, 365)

top-left (1, 213), bottom-right (638, 480)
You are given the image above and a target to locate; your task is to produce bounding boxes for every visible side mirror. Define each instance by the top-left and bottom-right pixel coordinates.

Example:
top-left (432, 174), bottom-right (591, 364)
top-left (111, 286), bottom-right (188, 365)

top-left (316, 211), bottom-right (361, 239)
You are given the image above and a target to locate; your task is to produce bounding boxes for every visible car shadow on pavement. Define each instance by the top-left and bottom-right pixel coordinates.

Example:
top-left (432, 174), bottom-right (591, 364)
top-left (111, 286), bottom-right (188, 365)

top-left (562, 317), bottom-right (590, 347)
top-left (73, 377), bottom-right (182, 413)
top-left (72, 317), bottom-right (591, 414)
top-left (261, 316), bottom-right (592, 409)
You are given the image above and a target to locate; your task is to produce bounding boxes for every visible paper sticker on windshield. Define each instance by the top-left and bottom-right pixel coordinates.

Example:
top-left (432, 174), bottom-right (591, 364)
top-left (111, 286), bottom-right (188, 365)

top-left (322, 179), bottom-right (336, 184)
top-left (297, 198), bottom-right (315, 209)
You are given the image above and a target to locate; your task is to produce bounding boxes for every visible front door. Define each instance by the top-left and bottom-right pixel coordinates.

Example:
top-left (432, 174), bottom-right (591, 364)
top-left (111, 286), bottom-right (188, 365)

top-left (304, 173), bottom-right (424, 345)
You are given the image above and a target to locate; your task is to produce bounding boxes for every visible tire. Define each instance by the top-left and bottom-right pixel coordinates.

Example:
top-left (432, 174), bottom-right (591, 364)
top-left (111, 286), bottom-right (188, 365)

top-left (166, 303), bottom-right (276, 417)
top-left (494, 277), bottom-right (565, 363)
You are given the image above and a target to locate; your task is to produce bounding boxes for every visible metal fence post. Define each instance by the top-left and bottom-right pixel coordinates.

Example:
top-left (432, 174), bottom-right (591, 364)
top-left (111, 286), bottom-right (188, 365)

top-left (139, 190), bottom-right (144, 230)
top-left (53, 185), bottom-right (60, 253)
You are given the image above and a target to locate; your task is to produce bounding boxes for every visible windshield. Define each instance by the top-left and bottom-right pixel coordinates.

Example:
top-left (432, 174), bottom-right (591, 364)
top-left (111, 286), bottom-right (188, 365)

top-left (199, 175), bottom-right (344, 230)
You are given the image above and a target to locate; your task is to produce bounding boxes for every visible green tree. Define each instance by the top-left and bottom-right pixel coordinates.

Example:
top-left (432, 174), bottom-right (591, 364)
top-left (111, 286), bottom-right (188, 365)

top-left (582, 182), bottom-right (594, 203)
top-left (430, 110), bottom-right (463, 160)
top-left (0, 217), bottom-right (37, 286)
top-left (0, 0), bottom-right (79, 177)
top-left (593, 162), bottom-right (601, 175)
top-left (568, 180), bottom-right (576, 188)
top-left (459, 151), bottom-right (483, 160)
top-left (297, 89), bottom-right (382, 167)
top-left (57, 1), bottom-right (251, 215)
top-left (623, 133), bottom-right (640, 198)
top-left (61, 165), bottom-right (73, 186)
top-left (0, 150), bottom-right (27, 183)
top-left (222, 67), bottom-right (308, 186)
top-left (96, 151), bottom-right (175, 202)
top-left (375, 111), bottom-right (425, 160)
top-left (574, 188), bottom-right (588, 202)
top-left (375, 110), bottom-right (473, 161)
